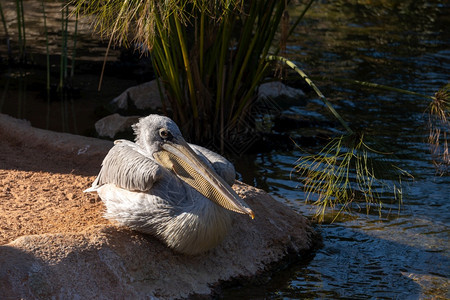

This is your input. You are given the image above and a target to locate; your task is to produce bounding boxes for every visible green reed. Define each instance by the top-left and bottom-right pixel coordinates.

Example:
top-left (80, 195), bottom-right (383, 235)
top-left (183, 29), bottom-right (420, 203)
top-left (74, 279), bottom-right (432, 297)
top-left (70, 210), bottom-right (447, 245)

top-left (15, 0), bottom-right (26, 61)
top-left (41, 1), bottom-right (50, 93)
top-left (427, 84), bottom-right (449, 174)
top-left (0, 2), bottom-right (7, 35)
top-left (59, 4), bottom-right (68, 90)
top-left (0, 2), bottom-right (11, 58)
top-left (71, 0), bottom-right (313, 144)
top-left (70, 12), bottom-right (78, 79)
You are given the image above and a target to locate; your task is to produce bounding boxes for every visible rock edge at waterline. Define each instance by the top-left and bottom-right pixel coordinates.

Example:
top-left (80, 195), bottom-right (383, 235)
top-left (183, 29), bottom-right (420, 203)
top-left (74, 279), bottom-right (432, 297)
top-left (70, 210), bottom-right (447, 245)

top-left (0, 113), bottom-right (319, 299)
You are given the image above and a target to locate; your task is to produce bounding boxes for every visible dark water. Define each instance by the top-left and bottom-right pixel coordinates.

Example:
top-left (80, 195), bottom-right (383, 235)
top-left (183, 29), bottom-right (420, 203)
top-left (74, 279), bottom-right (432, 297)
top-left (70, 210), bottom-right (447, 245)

top-left (0, 0), bottom-right (152, 135)
top-left (1, 0), bottom-right (449, 299)
top-left (230, 1), bottom-right (450, 298)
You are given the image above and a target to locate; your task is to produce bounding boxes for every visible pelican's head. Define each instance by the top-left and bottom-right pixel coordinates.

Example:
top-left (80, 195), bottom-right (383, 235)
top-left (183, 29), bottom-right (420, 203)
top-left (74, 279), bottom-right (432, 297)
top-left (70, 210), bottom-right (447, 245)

top-left (133, 115), bottom-right (254, 219)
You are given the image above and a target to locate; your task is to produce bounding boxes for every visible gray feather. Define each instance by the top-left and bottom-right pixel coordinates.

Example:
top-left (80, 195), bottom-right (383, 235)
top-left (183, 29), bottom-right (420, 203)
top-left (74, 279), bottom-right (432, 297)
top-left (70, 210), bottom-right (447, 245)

top-left (94, 140), bottom-right (163, 192)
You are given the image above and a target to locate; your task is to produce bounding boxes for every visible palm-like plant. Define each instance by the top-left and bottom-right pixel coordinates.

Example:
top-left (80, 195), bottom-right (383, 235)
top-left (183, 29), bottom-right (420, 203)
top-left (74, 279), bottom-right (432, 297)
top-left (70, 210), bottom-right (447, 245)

top-left (71, 0), bottom-right (314, 145)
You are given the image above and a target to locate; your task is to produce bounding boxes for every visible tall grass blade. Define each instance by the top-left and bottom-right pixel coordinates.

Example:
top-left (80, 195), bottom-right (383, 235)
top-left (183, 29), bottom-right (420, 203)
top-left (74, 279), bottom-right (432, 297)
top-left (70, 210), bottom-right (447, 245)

top-left (0, 2), bottom-right (11, 58)
top-left (41, 0), bottom-right (51, 129)
top-left (71, 12), bottom-right (79, 79)
top-left (41, 0), bottom-right (50, 93)
top-left (59, 4), bottom-right (69, 90)
top-left (427, 84), bottom-right (450, 174)
top-left (98, 0), bottom-right (130, 91)
top-left (266, 55), bottom-right (354, 134)
top-left (15, 0), bottom-right (24, 61)
top-left (0, 3), bottom-right (8, 36)
top-left (19, 0), bottom-right (25, 56)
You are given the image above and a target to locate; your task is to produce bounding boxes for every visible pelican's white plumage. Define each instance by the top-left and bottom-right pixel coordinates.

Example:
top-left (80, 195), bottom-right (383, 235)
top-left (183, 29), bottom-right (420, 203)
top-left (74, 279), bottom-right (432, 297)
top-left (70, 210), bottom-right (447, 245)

top-left (86, 114), bottom-right (253, 255)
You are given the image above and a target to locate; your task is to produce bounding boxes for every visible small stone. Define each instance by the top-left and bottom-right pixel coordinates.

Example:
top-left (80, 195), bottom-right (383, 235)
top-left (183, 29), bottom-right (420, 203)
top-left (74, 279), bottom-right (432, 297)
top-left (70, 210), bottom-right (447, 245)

top-left (94, 114), bottom-right (140, 139)
top-left (111, 79), bottom-right (167, 111)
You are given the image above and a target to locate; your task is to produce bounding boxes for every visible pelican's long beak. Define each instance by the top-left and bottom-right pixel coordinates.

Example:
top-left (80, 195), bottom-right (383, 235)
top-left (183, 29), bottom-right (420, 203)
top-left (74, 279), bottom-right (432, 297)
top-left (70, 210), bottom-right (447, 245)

top-left (153, 138), bottom-right (254, 219)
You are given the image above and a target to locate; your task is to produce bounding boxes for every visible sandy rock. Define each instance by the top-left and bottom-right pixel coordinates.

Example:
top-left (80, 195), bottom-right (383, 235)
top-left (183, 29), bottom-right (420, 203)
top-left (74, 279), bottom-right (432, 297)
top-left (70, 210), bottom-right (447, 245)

top-left (0, 113), bottom-right (319, 298)
top-left (0, 113), bottom-right (112, 165)
top-left (0, 183), bottom-right (317, 299)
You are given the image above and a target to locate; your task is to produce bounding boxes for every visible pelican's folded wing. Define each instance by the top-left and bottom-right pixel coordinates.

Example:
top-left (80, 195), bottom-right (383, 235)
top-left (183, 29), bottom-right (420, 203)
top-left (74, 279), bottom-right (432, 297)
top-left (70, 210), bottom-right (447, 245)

top-left (189, 144), bottom-right (236, 186)
top-left (88, 140), bottom-right (163, 192)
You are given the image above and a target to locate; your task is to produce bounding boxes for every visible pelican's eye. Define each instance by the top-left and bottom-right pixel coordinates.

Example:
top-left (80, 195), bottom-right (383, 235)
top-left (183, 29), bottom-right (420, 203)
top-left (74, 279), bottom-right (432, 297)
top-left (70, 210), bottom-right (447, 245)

top-left (159, 128), bottom-right (173, 141)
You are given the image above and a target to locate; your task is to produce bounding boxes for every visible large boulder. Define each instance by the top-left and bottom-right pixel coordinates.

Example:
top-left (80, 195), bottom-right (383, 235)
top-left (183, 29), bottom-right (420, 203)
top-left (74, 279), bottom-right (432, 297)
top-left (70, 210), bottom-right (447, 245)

top-left (0, 113), bottom-right (319, 299)
top-left (0, 183), bottom-right (317, 299)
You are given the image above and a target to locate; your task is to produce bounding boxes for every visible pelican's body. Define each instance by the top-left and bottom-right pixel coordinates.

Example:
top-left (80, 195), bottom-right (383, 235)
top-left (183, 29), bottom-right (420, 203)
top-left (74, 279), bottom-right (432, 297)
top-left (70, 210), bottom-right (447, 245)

top-left (86, 115), bottom-right (253, 255)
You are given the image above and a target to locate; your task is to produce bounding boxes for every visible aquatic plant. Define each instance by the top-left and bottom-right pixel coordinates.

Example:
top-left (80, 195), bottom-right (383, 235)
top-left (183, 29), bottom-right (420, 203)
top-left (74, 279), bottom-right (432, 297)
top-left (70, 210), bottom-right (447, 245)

top-left (59, 4), bottom-right (69, 90)
top-left (292, 77), bottom-right (447, 220)
top-left (15, 0), bottom-right (26, 62)
top-left (0, 1), bottom-right (81, 132)
top-left (0, 3), bottom-right (6, 35)
top-left (294, 134), bottom-right (413, 222)
top-left (58, 3), bottom-right (79, 90)
top-left (41, 0), bottom-right (50, 93)
top-left (0, 2), bottom-right (11, 59)
top-left (427, 84), bottom-right (450, 174)
top-left (71, 0), bottom-right (314, 146)
top-left (266, 55), bottom-right (414, 221)
top-left (0, 0), bottom-right (26, 61)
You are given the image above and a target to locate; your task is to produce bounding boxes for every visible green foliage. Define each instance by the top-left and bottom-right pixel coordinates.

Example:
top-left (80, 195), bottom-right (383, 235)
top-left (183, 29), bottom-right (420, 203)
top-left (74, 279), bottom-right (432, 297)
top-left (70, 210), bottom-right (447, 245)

top-left (71, 0), bottom-right (243, 50)
top-left (268, 55), bottom-right (414, 221)
top-left (71, 0), bottom-right (314, 144)
top-left (428, 84), bottom-right (450, 174)
top-left (41, 0), bottom-right (50, 92)
top-left (15, 0), bottom-right (26, 61)
top-left (0, 2), bottom-right (10, 54)
top-left (294, 134), bottom-right (412, 222)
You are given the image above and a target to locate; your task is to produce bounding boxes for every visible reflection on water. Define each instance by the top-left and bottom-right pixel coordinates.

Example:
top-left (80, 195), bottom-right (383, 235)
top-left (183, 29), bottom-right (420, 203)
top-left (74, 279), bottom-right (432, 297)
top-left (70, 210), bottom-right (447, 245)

top-left (0, 1), bottom-right (119, 61)
top-left (1, 0), bottom-right (449, 298)
top-left (0, 0), bottom-right (151, 135)
top-left (232, 0), bottom-right (449, 298)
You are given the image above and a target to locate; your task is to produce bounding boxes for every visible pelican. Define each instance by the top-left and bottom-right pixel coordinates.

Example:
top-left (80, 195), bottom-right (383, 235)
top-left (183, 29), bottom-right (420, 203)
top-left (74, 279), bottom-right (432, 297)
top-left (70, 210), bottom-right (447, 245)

top-left (86, 114), bottom-right (254, 255)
